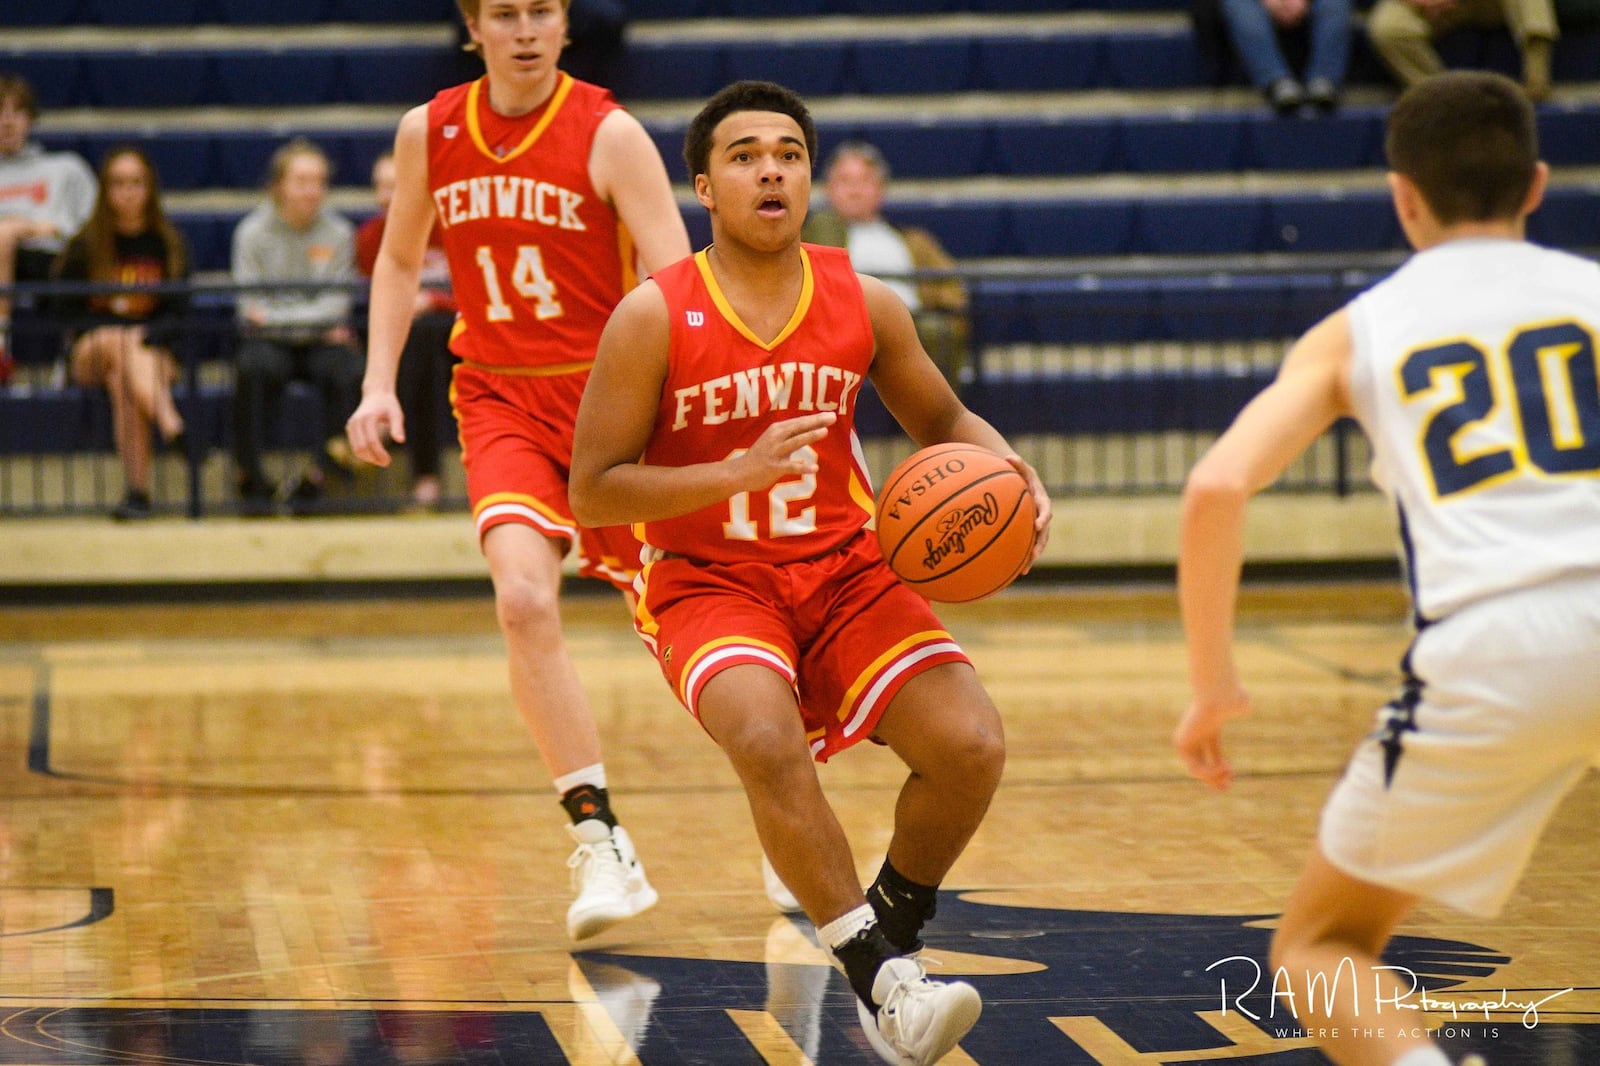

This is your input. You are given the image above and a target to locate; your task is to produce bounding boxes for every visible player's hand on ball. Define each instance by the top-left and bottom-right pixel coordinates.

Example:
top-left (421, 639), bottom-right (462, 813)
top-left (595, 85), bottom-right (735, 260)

top-left (1005, 454), bottom-right (1052, 569)
top-left (733, 411), bottom-right (836, 490)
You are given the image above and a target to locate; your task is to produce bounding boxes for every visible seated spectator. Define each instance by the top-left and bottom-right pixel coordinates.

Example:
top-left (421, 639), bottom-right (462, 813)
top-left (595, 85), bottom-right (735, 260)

top-left (52, 146), bottom-right (190, 521)
top-left (801, 141), bottom-right (970, 387)
top-left (1366, 0), bottom-right (1557, 101)
top-left (354, 150), bottom-right (456, 511)
top-left (231, 137), bottom-right (363, 517)
top-left (0, 73), bottom-right (96, 384)
top-left (1219, 0), bottom-right (1351, 114)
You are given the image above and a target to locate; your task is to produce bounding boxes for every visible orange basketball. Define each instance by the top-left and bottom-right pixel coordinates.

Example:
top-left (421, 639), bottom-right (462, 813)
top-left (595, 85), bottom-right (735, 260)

top-left (875, 443), bottom-right (1037, 603)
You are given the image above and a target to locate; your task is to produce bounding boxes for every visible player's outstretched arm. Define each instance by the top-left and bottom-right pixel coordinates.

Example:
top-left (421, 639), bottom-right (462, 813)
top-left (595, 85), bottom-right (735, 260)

top-left (347, 105), bottom-right (434, 468)
top-left (1176, 309), bottom-right (1355, 790)
top-left (569, 284), bottom-right (836, 528)
top-left (864, 275), bottom-right (1052, 566)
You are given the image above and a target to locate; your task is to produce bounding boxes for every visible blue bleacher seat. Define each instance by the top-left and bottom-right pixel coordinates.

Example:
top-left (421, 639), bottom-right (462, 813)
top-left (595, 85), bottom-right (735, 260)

top-left (216, 0), bottom-right (329, 23)
top-left (1137, 197), bottom-right (1265, 255)
top-left (890, 203), bottom-right (1012, 258)
top-left (81, 131), bottom-right (218, 192)
top-left (327, 0), bottom-right (455, 19)
top-left (1528, 185), bottom-right (1600, 249)
top-left (1155, 273), bottom-right (1289, 341)
top-left (991, 117), bottom-right (1118, 176)
top-left (1119, 112), bottom-right (1245, 173)
top-left (1553, 31), bottom-right (1600, 79)
top-left (84, 53), bottom-right (213, 109)
top-left (0, 0), bottom-right (84, 25)
top-left (1242, 110), bottom-right (1383, 171)
top-left (174, 214), bottom-right (237, 274)
top-left (1100, 28), bottom-right (1201, 89)
top-left (338, 131), bottom-right (398, 186)
top-left (1266, 192), bottom-right (1401, 254)
top-left (974, 37), bottom-right (1103, 92)
top-left (617, 42), bottom-right (726, 101)
top-left (867, 121), bottom-right (993, 179)
top-left (1010, 201), bottom-right (1136, 257)
top-left (214, 53), bottom-right (341, 107)
top-left (1, 54), bottom-right (83, 109)
top-left (626, 0), bottom-right (707, 16)
top-left (86, 0), bottom-right (202, 24)
top-left (719, 40), bottom-right (849, 97)
top-left (342, 49), bottom-right (460, 105)
top-left (718, 0), bottom-right (828, 14)
top-left (1538, 108), bottom-right (1600, 166)
top-left (213, 132), bottom-right (281, 191)
top-left (853, 39), bottom-right (977, 95)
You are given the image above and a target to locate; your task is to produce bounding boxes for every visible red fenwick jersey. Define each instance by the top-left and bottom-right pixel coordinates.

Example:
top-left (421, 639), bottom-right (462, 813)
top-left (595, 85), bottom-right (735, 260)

top-left (641, 244), bottom-right (880, 565)
top-left (427, 73), bottom-right (636, 370)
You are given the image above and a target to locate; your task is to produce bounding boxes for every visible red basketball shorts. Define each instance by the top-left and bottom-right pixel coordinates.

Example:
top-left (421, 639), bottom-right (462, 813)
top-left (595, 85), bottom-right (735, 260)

top-left (450, 362), bottom-right (642, 590)
top-left (633, 530), bottom-right (971, 761)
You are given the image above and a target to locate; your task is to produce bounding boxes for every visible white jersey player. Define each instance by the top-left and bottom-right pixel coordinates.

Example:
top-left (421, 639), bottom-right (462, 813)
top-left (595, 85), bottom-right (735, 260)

top-left (1175, 70), bottom-right (1600, 1066)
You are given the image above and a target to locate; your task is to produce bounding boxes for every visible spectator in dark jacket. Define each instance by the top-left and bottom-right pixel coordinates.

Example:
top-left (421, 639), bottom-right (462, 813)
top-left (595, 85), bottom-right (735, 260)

top-left (53, 146), bottom-right (189, 520)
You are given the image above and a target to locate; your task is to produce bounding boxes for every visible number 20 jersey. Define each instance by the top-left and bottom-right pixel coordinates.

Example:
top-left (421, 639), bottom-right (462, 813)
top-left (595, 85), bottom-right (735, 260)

top-left (427, 73), bottom-right (634, 370)
top-left (1347, 238), bottom-right (1600, 620)
top-left (641, 244), bottom-right (880, 565)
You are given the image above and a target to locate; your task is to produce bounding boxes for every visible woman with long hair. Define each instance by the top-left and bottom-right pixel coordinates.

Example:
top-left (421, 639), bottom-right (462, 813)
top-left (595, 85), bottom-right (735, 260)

top-left (54, 145), bottom-right (189, 520)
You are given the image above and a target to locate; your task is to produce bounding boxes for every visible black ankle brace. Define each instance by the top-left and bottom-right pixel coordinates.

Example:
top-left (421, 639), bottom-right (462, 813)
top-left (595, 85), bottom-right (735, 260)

top-left (868, 859), bottom-right (938, 954)
top-left (560, 784), bottom-right (617, 829)
top-left (832, 923), bottom-right (898, 1010)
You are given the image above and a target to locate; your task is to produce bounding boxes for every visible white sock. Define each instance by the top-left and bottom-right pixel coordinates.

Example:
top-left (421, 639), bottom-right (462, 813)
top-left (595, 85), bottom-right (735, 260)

top-left (818, 903), bottom-right (877, 951)
top-left (552, 762), bottom-right (606, 795)
top-left (1392, 1048), bottom-right (1452, 1066)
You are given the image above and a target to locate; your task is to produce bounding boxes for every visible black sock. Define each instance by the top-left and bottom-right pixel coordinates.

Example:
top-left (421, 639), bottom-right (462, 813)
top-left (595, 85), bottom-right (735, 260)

top-left (832, 923), bottom-right (898, 1011)
top-left (868, 859), bottom-right (938, 954)
top-left (559, 784), bottom-right (616, 829)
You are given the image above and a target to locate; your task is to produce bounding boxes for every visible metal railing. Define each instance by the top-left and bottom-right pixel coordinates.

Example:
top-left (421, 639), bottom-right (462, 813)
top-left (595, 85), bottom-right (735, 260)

top-left (1, 261), bottom-right (1392, 518)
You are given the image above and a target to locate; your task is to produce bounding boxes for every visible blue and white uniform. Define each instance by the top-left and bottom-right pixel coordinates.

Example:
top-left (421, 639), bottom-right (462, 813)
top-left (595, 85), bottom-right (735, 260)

top-left (1323, 237), bottom-right (1600, 916)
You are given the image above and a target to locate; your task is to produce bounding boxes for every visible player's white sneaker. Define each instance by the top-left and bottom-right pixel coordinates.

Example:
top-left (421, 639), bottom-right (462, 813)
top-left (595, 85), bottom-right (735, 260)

top-left (856, 956), bottom-right (981, 1065)
top-left (565, 820), bottom-right (657, 940)
top-left (761, 853), bottom-right (804, 914)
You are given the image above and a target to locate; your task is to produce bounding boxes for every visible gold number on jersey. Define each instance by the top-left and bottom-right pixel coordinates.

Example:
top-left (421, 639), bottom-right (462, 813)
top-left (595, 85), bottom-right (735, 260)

top-left (723, 446), bottom-right (820, 541)
top-left (475, 244), bottom-right (563, 323)
top-left (1401, 320), bottom-right (1600, 498)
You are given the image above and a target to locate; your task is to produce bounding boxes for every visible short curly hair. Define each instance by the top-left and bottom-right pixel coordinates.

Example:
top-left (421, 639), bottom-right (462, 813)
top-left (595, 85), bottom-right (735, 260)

top-left (682, 80), bottom-right (817, 183)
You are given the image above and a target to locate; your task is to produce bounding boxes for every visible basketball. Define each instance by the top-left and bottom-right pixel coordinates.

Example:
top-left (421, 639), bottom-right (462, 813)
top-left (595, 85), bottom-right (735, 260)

top-left (875, 443), bottom-right (1037, 603)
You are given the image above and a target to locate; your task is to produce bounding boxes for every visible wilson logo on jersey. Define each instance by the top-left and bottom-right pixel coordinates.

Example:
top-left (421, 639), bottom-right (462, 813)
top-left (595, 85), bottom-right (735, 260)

top-left (686, 311), bottom-right (704, 327)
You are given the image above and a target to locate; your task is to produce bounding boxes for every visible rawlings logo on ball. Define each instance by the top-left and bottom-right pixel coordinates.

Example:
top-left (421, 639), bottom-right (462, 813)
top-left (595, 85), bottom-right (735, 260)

top-left (921, 492), bottom-right (1002, 571)
top-left (876, 443), bottom-right (1036, 602)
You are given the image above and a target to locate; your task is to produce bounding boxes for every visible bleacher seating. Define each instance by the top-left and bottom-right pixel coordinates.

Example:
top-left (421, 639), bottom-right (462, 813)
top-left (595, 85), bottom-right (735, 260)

top-left (4, 0), bottom-right (1599, 512)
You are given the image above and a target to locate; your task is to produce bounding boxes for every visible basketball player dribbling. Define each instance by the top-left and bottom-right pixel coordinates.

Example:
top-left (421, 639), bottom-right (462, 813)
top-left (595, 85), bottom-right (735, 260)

top-left (1176, 71), bottom-right (1600, 1066)
top-left (344, 0), bottom-right (690, 941)
top-left (568, 81), bottom-right (1052, 1065)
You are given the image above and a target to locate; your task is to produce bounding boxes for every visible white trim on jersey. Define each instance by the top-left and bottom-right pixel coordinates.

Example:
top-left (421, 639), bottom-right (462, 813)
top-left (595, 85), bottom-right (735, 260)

top-left (475, 502), bottom-right (575, 540)
top-left (841, 640), bottom-right (965, 739)
top-left (685, 645), bottom-right (797, 717)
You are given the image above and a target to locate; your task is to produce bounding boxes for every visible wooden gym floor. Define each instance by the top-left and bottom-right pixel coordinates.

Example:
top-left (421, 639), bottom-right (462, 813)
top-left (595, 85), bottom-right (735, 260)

top-left (2, 581), bottom-right (1596, 1064)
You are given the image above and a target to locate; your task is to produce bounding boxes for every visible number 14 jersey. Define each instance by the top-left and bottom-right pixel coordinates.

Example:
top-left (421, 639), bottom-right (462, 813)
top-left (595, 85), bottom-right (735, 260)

top-left (1348, 237), bottom-right (1600, 620)
top-left (427, 73), bottom-right (635, 370)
